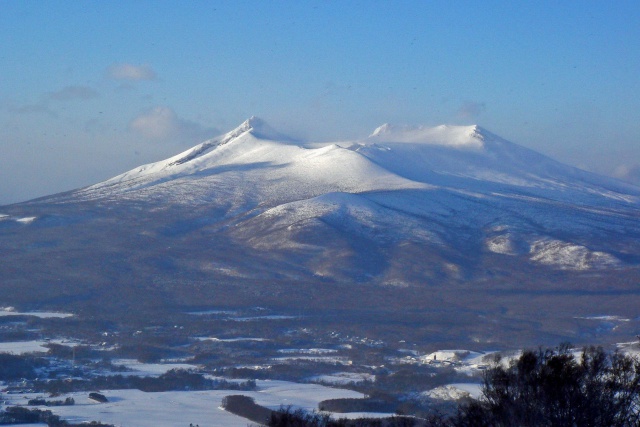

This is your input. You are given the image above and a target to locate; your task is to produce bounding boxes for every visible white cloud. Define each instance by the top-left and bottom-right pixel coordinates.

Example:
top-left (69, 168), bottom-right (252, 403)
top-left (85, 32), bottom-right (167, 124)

top-left (107, 63), bottom-right (157, 81)
top-left (129, 106), bottom-right (217, 143)
top-left (613, 164), bottom-right (640, 186)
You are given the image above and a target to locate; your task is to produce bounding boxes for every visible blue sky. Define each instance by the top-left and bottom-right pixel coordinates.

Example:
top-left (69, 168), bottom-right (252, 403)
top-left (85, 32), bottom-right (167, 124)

top-left (1, 1), bottom-right (639, 204)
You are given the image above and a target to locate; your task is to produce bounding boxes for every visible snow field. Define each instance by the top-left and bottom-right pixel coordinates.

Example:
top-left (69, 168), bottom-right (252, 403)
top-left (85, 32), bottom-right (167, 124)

top-left (308, 372), bottom-right (375, 385)
top-left (423, 383), bottom-right (483, 401)
top-left (0, 308), bottom-right (73, 318)
top-left (3, 380), bottom-right (367, 427)
top-left (0, 339), bottom-right (79, 355)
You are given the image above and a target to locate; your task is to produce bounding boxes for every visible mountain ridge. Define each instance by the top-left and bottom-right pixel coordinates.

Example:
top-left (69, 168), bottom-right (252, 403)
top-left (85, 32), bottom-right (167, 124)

top-left (1, 118), bottom-right (639, 346)
top-left (44, 118), bottom-right (638, 208)
top-left (9, 117), bottom-right (638, 271)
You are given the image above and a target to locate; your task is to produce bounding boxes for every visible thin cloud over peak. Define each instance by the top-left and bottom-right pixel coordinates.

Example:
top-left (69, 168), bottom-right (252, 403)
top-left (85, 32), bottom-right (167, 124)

top-left (128, 106), bottom-right (217, 143)
top-left (107, 63), bottom-right (157, 81)
top-left (613, 164), bottom-right (640, 186)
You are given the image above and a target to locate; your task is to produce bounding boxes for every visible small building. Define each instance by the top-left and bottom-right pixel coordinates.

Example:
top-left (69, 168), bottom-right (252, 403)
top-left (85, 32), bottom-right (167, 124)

top-left (88, 392), bottom-right (108, 403)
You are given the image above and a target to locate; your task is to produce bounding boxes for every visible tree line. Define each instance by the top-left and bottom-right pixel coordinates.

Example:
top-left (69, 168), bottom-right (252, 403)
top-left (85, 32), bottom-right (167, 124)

top-left (250, 345), bottom-right (640, 426)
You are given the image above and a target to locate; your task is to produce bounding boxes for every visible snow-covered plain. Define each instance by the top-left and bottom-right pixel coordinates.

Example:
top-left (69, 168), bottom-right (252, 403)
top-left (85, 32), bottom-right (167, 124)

top-left (308, 372), bottom-right (375, 385)
top-left (0, 340), bottom-right (51, 355)
top-left (197, 337), bottom-right (268, 342)
top-left (278, 348), bottom-right (338, 354)
top-left (228, 315), bottom-right (299, 322)
top-left (0, 339), bottom-right (77, 355)
top-left (4, 380), bottom-right (367, 427)
top-left (272, 356), bottom-right (351, 364)
top-left (0, 308), bottom-right (73, 318)
top-left (187, 310), bottom-right (237, 316)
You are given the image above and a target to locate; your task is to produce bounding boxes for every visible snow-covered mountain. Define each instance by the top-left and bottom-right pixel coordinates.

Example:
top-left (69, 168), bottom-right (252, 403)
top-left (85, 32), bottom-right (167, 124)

top-left (1, 118), bottom-right (639, 346)
top-left (49, 116), bottom-right (639, 273)
top-left (75, 117), bottom-right (640, 207)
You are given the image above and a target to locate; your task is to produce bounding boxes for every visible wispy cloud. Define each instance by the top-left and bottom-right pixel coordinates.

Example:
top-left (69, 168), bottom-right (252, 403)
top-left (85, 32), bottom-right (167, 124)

top-left (107, 63), bottom-right (157, 81)
top-left (47, 85), bottom-right (99, 101)
top-left (613, 164), bottom-right (640, 186)
top-left (7, 103), bottom-right (57, 116)
top-left (6, 85), bottom-right (98, 116)
top-left (129, 106), bottom-right (217, 143)
top-left (456, 101), bottom-right (486, 120)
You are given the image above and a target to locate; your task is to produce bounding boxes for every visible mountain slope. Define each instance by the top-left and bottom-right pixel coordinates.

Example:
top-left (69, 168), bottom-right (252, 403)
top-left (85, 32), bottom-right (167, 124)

top-left (8, 117), bottom-right (640, 273)
top-left (1, 118), bottom-right (639, 347)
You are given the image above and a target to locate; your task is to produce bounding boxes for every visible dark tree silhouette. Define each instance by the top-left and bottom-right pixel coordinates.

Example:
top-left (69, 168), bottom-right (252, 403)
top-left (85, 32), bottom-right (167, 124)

top-left (455, 345), bottom-right (640, 427)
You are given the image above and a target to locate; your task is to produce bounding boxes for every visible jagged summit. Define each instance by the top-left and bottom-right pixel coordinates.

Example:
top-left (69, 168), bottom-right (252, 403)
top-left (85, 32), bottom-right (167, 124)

top-left (236, 116), bottom-right (267, 135)
top-left (234, 116), bottom-right (291, 141)
top-left (368, 123), bottom-right (485, 149)
top-left (86, 117), bottom-right (293, 189)
top-left (208, 116), bottom-right (287, 145)
top-left (60, 117), bottom-right (640, 208)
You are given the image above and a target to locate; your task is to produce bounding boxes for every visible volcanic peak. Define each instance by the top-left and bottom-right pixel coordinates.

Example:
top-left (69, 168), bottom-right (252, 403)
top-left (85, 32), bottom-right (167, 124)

top-left (369, 123), bottom-right (485, 150)
top-left (235, 116), bottom-right (291, 141)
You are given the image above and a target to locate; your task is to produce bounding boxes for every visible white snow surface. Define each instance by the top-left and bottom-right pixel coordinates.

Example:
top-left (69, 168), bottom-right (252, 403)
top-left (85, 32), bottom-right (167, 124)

top-left (616, 341), bottom-right (640, 359)
top-left (111, 359), bottom-right (199, 376)
top-left (229, 315), bottom-right (299, 322)
top-left (485, 233), bottom-right (523, 255)
top-left (529, 239), bottom-right (621, 270)
top-left (187, 310), bottom-right (238, 316)
top-left (579, 315), bottom-right (630, 322)
top-left (424, 383), bottom-right (483, 401)
top-left (309, 372), bottom-right (375, 385)
top-left (15, 216), bottom-right (36, 224)
top-left (0, 214), bottom-right (38, 224)
top-left (369, 123), bottom-right (485, 149)
top-left (0, 308), bottom-right (73, 318)
top-left (0, 340), bottom-right (51, 355)
top-left (4, 380), bottom-right (367, 427)
top-left (197, 337), bottom-right (268, 342)
top-left (0, 339), bottom-right (77, 355)
top-left (272, 356), bottom-right (350, 364)
top-left (278, 348), bottom-right (338, 354)
top-left (80, 117), bottom-right (425, 206)
top-left (420, 349), bottom-right (485, 364)
top-left (75, 118), bottom-right (640, 208)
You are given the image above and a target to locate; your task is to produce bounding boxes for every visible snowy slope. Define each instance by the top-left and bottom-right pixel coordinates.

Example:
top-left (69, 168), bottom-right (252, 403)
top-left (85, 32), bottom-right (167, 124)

top-left (70, 118), bottom-right (640, 217)
top-left (7, 118), bottom-right (640, 279)
top-left (76, 117), bottom-right (427, 207)
top-left (363, 123), bottom-right (639, 204)
top-left (2, 117), bottom-right (640, 348)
